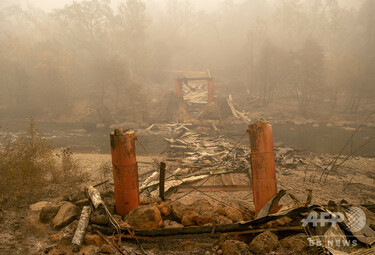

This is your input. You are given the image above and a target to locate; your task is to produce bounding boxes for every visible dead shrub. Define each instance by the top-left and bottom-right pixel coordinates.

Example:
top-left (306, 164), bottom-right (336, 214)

top-left (98, 161), bottom-right (112, 191)
top-left (0, 118), bottom-right (85, 207)
top-left (54, 147), bottom-right (82, 182)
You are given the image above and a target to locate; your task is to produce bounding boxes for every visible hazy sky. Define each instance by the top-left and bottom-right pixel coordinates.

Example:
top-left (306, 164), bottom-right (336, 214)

top-left (1, 0), bottom-right (243, 12)
top-left (0, 0), bottom-right (361, 13)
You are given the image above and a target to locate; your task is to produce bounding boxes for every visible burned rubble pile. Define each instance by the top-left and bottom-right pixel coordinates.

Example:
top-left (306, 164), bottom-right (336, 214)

top-left (136, 120), bottom-right (252, 198)
top-left (146, 123), bottom-right (249, 171)
top-left (34, 185), bottom-right (255, 254)
top-left (33, 184), bottom-right (375, 255)
top-left (30, 123), bottom-right (375, 255)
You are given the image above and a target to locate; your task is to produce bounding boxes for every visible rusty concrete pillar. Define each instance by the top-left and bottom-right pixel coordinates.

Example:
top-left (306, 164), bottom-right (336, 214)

top-left (247, 121), bottom-right (278, 215)
top-left (175, 79), bottom-right (182, 98)
top-left (110, 129), bottom-right (140, 216)
top-left (207, 79), bottom-right (215, 103)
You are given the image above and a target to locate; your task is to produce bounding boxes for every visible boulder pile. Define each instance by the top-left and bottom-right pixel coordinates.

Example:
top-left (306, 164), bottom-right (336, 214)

top-left (30, 187), bottom-right (375, 255)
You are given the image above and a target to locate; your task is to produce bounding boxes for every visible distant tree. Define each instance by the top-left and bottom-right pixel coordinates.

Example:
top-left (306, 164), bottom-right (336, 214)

top-left (117, 0), bottom-right (149, 75)
top-left (298, 37), bottom-right (325, 114)
top-left (91, 56), bottom-right (129, 114)
top-left (53, 0), bottom-right (113, 50)
top-left (357, 0), bottom-right (375, 111)
top-left (336, 53), bottom-right (365, 112)
top-left (255, 39), bottom-right (285, 105)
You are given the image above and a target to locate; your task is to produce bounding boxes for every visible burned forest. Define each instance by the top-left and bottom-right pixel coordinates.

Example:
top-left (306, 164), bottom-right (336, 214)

top-left (0, 0), bottom-right (375, 255)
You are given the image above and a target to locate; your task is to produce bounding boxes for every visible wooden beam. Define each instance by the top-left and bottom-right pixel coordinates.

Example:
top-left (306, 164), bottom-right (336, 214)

top-left (119, 226), bottom-right (304, 240)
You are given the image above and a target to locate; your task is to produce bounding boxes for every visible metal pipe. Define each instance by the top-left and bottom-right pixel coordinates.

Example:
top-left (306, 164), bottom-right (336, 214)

top-left (208, 79), bottom-right (215, 103)
top-left (159, 162), bottom-right (166, 200)
top-left (247, 121), bottom-right (278, 215)
top-left (110, 129), bottom-right (140, 216)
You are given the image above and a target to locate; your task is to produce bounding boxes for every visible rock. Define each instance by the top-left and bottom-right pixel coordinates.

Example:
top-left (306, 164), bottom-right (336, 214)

top-left (181, 211), bottom-right (215, 226)
top-left (249, 230), bottom-right (278, 254)
top-left (212, 245), bottom-right (219, 252)
top-left (225, 208), bottom-right (243, 223)
top-left (172, 199), bottom-right (215, 225)
top-left (68, 188), bottom-right (87, 203)
top-left (90, 211), bottom-right (109, 225)
top-left (80, 245), bottom-right (99, 255)
top-left (125, 205), bottom-right (162, 229)
top-left (140, 195), bottom-right (161, 205)
top-left (51, 202), bottom-right (79, 229)
top-left (191, 199), bottom-right (214, 225)
top-left (181, 213), bottom-right (198, 226)
top-left (75, 198), bottom-right (90, 208)
top-left (192, 212), bottom-right (215, 226)
top-left (103, 196), bottom-right (116, 214)
top-left (192, 199), bottom-right (212, 210)
top-left (214, 205), bottom-right (227, 216)
top-left (280, 234), bottom-right (308, 253)
top-left (40, 205), bottom-right (60, 223)
top-left (163, 220), bottom-right (184, 229)
top-left (30, 201), bottom-right (51, 211)
top-left (100, 244), bottom-right (113, 254)
top-left (215, 216), bottom-right (233, 225)
top-left (172, 201), bottom-right (193, 220)
top-left (85, 234), bottom-right (106, 246)
top-left (158, 202), bottom-right (172, 216)
top-left (50, 220), bottom-right (78, 245)
top-left (222, 240), bottom-right (249, 255)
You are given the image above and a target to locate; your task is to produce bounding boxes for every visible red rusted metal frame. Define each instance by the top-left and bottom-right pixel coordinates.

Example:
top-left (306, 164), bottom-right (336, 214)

top-left (110, 129), bottom-right (140, 216)
top-left (247, 122), bottom-right (278, 215)
top-left (175, 77), bottom-right (214, 103)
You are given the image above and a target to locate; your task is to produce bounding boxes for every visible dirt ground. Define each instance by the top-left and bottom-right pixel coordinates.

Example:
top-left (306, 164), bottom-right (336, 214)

top-left (72, 152), bottom-right (375, 206)
top-left (1, 148), bottom-right (374, 255)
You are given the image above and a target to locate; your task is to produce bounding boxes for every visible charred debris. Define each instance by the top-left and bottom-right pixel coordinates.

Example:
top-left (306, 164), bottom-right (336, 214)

top-left (30, 75), bottom-right (375, 255)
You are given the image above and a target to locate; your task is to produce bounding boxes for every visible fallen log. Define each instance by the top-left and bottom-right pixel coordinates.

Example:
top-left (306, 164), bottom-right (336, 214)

top-left (87, 186), bottom-right (104, 209)
top-left (94, 206), bottom-right (310, 239)
top-left (72, 206), bottom-right (92, 252)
